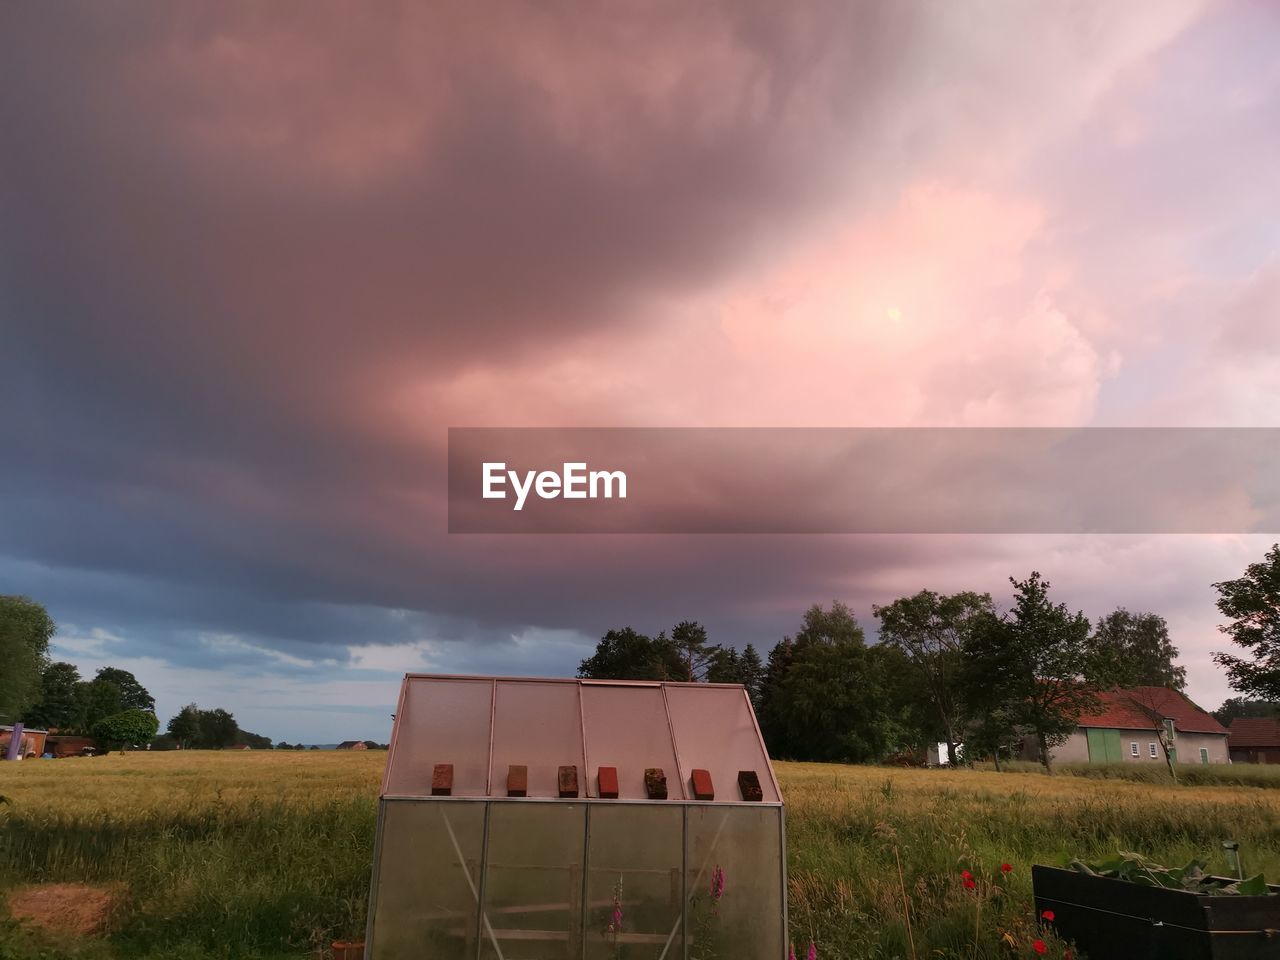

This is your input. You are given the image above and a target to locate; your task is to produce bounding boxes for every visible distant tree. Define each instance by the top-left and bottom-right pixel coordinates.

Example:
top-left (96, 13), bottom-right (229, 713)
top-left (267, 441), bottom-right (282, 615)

top-left (1087, 609), bottom-right (1186, 690)
top-left (1128, 686), bottom-right (1183, 784)
top-left (276, 741), bottom-right (294, 751)
top-left (93, 667), bottom-right (155, 713)
top-left (1213, 544), bottom-right (1280, 700)
top-left (0, 595), bottom-right (55, 722)
top-left (197, 708), bottom-right (239, 749)
top-left (739, 644), bottom-right (764, 708)
top-left (79, 677), bottom-right (125, 729)
top-left (794, 601), bottom-right (865, 647)
top-left (577, 627), bottom-right (684, 681)
top-left (1212, 697), bottom-right (1280, 725)
top-left (703, 643), bottom-right (765, 704)
top-left (92, 709), bottom-right (159, 751)
top-left (875, 590), bottom-right (993, 766)
top-left (962, 573), bottom-right (1097, 774)
top-left (167, 704), bottom-right (201, 748)
top-left (237, 729), bottom-right (274, 750)
top-left (669, 621), bottom-right (723, 681)
top-left (24, 661), bottom-right (84, 730)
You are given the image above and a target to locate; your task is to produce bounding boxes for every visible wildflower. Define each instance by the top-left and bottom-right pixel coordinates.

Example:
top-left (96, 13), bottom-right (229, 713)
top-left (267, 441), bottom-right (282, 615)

top-left (1064, 952), bottom-right (1072, 959)
top-left (1032, 940), bottom-right (1047, 955)
top-left (710, 864), bottom-right (725, 901)
top-left (961, 869), bottom-right (973, 880)
top-left (606, 875), bottom-right (623, 935)
top-left (963, 877), bottom-right (976, 890)
top-left (1001, 863), bottom-right (1013, 873)
top-left (807, 940), bottom-right (817, 960)
top-left (1041, 910), bottom-right (1055, 922)
top-left (789, 944), bottom-right (796, 960)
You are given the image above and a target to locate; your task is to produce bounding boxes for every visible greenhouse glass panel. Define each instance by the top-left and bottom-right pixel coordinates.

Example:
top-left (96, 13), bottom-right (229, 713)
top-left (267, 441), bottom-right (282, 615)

top-left (585, 804), bottom-right (684, 960)
top-left (479, 801), bottom-right (587, 960)
top-left (665, 685), bottom-right (779, 804)
top-left (385, 677), bottom-right (494, 797)
top-left (581, 683), bottom-right (683, 799)
top-left (685, 805), bottom-right (784, 960)
top-left (369, 800), bottom-right (486, 960)
top-left (491, 680), bottom-right (585, 798)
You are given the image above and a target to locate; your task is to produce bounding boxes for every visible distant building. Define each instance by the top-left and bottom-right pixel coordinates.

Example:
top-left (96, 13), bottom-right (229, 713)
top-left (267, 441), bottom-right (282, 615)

top-left (45, 734), bottom-right (96, 757)
top-left (225, 744), bottom-right (252, 750)
top-left (1227, 717), bottom-right (1280, 764)
top-left (336, 740), bottom-right (369, 751)
top-left (1021, 686), bottom-right (1228, 766)
top-left (1, 725), bottom-right (48, 759)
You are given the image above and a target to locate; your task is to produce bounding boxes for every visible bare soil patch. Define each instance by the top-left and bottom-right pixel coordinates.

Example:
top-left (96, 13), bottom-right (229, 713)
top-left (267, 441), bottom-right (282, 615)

top-left (7, 883), bottom-right (118, 936)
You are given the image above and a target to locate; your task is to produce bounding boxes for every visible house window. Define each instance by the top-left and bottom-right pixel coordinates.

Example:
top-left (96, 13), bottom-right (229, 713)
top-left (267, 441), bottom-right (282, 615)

top-left (1163, 719), bottom-right (1176, 742)
top-left (1200, 747), bottom-right (1209, 765)
top-left (1149, 742), bottom-right (1158, 758)
top-left (1130, 741), bottom-right (1139, 757)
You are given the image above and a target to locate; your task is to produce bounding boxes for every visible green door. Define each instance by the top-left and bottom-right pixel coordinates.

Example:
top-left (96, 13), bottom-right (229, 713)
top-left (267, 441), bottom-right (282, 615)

top-left (1087, 729), bottom-right (1124, 763)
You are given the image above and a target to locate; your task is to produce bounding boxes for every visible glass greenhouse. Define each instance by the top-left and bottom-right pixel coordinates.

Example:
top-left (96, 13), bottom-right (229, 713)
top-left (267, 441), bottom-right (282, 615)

top-left (367, 675), bottom-right (786, 960)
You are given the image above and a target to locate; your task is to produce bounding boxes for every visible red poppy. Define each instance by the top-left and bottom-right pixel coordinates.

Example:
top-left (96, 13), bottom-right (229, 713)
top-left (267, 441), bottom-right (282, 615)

top-left (1064, 953), bottom-right (1072, 960)
top-left (1032, 940), bottom-right (1047, 955)
top-left (961, 870), bottom-right (973, 880)
top-left (963, 878), bottom-right (976, 889)
top-left (1000, 863), bottom-right (1013, 873)
top-left (1041, 910), bottom-right (1055, 922)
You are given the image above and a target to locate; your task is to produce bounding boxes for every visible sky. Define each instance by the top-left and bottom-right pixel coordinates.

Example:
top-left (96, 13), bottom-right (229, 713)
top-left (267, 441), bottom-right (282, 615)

top-left (2, 1), bottom-right (1278, 743)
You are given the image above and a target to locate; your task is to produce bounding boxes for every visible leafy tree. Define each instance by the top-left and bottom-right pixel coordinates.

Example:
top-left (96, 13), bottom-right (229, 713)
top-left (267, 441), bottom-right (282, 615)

top-left (238, 729), bottom-right (274, 749)
top-left (0, 595), bottom-right (55, 722)
top-left (24, 661), bottom-right (84, 730)
top-left (1213, 544), bottom-right (1280, 700)
top-left (962, 573), bottom-right (1097, 774)
top-left (79, 677), bottom-right (125, 729)
top-left (794, 601), bottom-right (865, 646)
top-left (670, 620), bottom-right (721, 681)
top-left (92, 709), bottom-right (159, 751)
top-left (93, 667), bottom-right (155, 713)
top-left (874, 590), bottom-right (993, 766)
top-left (577, 627), bottom-right (684, 681)
top-left (1212, 697), bottom-right (1280, 725)
top-left (1087, 609), bottom-right (1186, 690)
top-left (167, 704), bottom-right (202, 748)
top-left (762, 641), bottom-right (877, 760)
top-left (197, 708), bottom-right (239, 749)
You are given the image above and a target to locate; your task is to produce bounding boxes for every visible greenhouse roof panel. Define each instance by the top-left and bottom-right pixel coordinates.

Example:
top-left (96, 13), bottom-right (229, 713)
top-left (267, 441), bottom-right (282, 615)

top-left (382, 674), bottom-right (780, 804)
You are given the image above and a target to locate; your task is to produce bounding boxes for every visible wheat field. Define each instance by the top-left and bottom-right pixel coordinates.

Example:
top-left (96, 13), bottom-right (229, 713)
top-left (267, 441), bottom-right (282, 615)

top-left (3, 752), bottom-right (1279, 959)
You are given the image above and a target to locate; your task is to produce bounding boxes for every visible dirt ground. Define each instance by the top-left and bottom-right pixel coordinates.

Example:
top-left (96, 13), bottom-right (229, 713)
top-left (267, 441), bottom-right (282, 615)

top-left (6, 883), bottom-right (118, 936)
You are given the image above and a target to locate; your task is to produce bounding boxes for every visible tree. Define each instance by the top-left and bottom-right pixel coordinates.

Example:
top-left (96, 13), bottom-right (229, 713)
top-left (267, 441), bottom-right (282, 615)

top-left (1128, 687), bottom-right (1182, 784)
top-left (962, 573), bottom-right (1097, 774)
top-left (1212, 697), bottom-right (1280, 725)
top-left (79, 677), bottom-right (124, 730)
top-left (93, 667), bottom-right (155, 713)
top-left (167, 704), bottom-right (202, 749)
top-left (24, 661), bottom-right (84, 730)
top-left (1213, 544), bottom-right (1280, 700)
top-left (197, 708), bottom-right (239, 749)
top-left (1087, 609), bottom-right (1186, 690)
top-left (874, 590), bottom-right (993, 766)
top-left (670, 621), bottom-right (721, 681)
top-left (0, 595), bottom-right (55, 723)
top-left (92, 709), bottom-right (159, 751)
top-left (794, 601), bottom-right (864, 647)
top-left (577, 627), bottom-right (684, 681)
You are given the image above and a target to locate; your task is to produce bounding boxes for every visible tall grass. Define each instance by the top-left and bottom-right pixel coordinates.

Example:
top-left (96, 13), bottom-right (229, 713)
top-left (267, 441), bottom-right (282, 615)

top-left (3, 754), bottom-right (1280, 959)
top-left (994, 760), bottom-right (1280, 789)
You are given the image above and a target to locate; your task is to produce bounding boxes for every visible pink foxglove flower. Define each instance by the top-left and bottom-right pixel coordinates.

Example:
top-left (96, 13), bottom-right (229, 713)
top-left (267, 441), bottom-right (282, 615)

top-left (807, 940), bottom-right (816, 960)
top-left (710, 865), bottom-right (725, 901)
top-left (788, 944), bottom-right (796, 960)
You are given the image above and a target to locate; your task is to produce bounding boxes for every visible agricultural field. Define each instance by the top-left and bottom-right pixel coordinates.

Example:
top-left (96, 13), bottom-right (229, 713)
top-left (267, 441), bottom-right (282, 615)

top-left (3, 753), bottom-right (1279, 960)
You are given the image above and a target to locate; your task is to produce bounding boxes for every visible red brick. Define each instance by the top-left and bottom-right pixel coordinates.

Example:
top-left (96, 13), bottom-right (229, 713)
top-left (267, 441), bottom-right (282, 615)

top-left (558, 764), bottom-right (579, 798)
top-left (597, 766), bottom-right (619, 799)
top-left (507, 764), bottom-right (527, 797)
top-left (644, 767), bottom-right (668, 800)
top-left (431, 763), bottom-right (453, 796)
top-left (690, 768), bottom-right (714, 801)
top-left (737, 769), bottom-right (763, 801)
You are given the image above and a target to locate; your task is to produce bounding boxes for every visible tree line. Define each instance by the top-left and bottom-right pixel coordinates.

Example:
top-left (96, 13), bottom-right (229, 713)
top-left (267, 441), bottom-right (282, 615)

top-left (580, 548), bottom-right (1280, 772)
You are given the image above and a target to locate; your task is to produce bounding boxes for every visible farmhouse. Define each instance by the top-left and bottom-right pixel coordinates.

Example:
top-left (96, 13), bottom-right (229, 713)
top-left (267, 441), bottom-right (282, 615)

top-left (1227, 717), bottom-right (1280, 764)
top-left (1031, 686), bottom-right (1228, 765)
top-left (336, 740), bottom-right (368, 750)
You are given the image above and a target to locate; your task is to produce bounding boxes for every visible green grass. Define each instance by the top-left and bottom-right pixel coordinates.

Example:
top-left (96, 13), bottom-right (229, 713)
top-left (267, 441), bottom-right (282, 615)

top-left (990, 760), bottom-right (1280, 789)
top-left (3, 754), bottom-right (1280, 959)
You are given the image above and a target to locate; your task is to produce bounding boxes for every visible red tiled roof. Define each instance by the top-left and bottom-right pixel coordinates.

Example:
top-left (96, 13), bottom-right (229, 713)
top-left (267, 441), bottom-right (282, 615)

top-left (1076, 687), bottom-right (1227, 736)
top-left (1228, 717), bottom-right (1280, 748)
